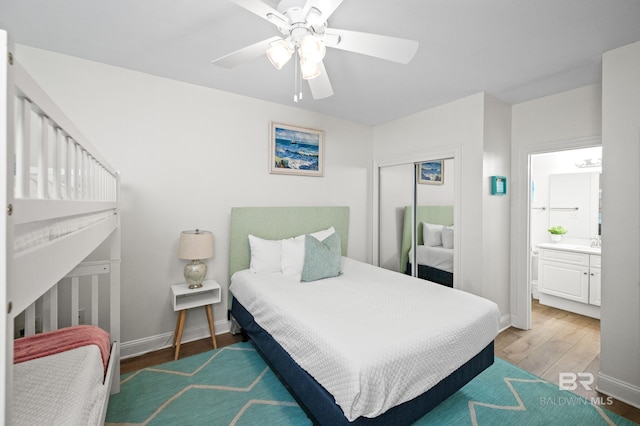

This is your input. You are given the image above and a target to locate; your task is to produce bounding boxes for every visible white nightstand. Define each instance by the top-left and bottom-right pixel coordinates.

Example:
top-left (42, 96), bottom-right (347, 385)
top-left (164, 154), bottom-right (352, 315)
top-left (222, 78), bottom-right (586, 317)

top-left (170, 279), bottom-right (221, 360)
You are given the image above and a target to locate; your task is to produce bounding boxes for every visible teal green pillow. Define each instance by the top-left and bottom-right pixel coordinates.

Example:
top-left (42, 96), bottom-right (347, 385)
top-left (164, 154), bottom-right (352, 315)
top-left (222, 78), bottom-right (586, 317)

top-left (301, 232), bottom-right (341, 282)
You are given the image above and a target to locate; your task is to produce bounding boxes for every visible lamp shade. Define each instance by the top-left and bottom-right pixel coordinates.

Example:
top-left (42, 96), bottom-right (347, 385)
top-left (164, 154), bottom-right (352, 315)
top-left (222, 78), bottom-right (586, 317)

top-left (177, 230), bottom-right (214, 260)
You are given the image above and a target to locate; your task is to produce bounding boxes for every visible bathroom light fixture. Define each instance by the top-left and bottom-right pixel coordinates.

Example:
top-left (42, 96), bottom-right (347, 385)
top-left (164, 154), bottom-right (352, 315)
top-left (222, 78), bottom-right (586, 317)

top-left (575, 158), bottom-right (602, 168)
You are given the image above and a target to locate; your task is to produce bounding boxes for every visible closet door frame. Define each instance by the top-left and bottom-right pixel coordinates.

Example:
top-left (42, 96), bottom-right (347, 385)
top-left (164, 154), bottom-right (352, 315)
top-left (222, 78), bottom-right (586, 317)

top-left (373, 146), bottom-right (462, 287)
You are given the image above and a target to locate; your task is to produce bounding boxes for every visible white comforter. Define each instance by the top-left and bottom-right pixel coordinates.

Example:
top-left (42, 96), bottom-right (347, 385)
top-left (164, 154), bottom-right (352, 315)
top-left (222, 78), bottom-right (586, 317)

top-left (13, 345), bottom-right (107, 425)
top-left (409, 245), bottom-right (454, 272)
top-left (230, 257), bottom-right (500, 421)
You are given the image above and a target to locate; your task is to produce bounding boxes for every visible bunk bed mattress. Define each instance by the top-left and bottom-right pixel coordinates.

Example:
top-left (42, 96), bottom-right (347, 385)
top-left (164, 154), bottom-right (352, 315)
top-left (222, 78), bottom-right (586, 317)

top-left (230, 257), bottom-right (500, 421)
top-left (14, 211), bottom-right (115, 252)
top-left (13, 345), bottom-right (107, 425)
top-left (409, 245), bottom-right (454, 272)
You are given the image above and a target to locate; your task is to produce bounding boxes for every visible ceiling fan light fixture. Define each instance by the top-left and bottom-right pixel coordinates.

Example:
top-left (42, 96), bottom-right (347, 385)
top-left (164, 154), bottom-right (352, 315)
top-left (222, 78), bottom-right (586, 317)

top-left (300, 57), bottom-right (321, 80)
top-left (298, 34), bottom-right (326, 62)
top-left (266, 39), bottom-right (293, 69)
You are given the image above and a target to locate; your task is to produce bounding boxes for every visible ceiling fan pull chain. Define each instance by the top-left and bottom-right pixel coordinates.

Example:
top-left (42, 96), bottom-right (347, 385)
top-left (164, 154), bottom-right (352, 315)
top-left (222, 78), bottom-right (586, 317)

top-left (298, 51), bottom-right (303, 101)
top-left (294, 50), bottom-right (299, 102)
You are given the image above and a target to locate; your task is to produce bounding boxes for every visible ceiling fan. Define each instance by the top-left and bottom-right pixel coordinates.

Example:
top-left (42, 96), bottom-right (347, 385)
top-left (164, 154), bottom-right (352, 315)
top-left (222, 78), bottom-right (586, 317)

top-left (211, 0), bottom-right (419, 101)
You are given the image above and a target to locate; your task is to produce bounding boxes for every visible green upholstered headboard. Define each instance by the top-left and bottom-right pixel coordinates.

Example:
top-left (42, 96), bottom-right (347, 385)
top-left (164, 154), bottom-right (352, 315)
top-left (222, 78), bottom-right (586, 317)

top-left (400, 205), bottom-right (453, 272)
top-left (229, 206), bottom-right (350, 281)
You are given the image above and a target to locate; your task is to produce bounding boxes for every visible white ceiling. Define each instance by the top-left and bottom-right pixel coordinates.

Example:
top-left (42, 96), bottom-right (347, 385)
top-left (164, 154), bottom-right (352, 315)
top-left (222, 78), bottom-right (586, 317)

top-left (1, 0), bottom-right (640, 126)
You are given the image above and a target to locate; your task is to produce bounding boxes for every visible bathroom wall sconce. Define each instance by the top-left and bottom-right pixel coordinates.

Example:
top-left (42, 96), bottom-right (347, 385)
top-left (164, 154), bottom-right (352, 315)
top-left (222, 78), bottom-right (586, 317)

top-left (575, 158), bottom-right (601, 168)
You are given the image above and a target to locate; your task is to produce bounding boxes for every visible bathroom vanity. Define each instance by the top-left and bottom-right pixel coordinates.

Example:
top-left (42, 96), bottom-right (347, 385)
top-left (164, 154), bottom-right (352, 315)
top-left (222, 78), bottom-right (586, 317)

top-left (537, 243), bottom-right (601, 319)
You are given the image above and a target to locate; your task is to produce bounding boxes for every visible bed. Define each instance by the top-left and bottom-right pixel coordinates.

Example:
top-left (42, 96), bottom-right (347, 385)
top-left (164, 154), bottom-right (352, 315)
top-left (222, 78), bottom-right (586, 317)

top-left (1, 30), bottom-right (121, 425)
top-left (400, 205), bottom-right (454, 287)
top-left (228, 206), bottom-right (499, 425)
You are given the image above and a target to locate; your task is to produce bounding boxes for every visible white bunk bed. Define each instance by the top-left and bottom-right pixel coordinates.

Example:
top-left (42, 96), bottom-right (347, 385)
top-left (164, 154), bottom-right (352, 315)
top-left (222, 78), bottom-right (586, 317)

top-left (1, 30), bottom-right (121, 424)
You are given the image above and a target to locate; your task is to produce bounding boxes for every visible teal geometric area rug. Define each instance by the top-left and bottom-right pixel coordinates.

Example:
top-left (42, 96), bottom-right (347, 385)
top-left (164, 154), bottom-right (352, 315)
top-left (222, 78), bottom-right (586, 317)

top-left (106, 341), bottom-right (636, 425)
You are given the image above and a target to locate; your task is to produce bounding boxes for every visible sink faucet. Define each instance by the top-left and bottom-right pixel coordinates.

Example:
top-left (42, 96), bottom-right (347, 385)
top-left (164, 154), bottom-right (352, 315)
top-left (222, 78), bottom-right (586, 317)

top-left (591, 235), bottom-right (601, 248)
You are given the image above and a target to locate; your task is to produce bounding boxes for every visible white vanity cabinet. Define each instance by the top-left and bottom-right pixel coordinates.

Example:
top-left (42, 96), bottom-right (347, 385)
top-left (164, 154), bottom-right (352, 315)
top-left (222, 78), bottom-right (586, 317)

top-left (588, 254), bottom-right (601, 306)
top-left (537, 244), bottom-right (601, 318)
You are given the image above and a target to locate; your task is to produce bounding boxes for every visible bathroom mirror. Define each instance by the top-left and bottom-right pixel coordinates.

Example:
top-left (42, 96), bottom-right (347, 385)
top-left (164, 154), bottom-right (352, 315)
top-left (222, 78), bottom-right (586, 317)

top-left (548, 172), bottom-right (601, 239)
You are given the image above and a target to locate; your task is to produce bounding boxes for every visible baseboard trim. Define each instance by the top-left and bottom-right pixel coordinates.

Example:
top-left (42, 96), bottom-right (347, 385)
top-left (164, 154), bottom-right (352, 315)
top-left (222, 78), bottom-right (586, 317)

top-left (597, 372), bottom-right (640, 409)
top-left (120, 319), bottom-right (231, 360)
top-left (499, 314), bottom-right (512, 332)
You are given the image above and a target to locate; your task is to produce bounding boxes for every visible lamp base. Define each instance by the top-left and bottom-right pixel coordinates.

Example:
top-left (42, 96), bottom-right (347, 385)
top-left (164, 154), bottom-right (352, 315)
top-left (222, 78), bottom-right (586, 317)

top-left (184, 259), bottom-right (207, 289)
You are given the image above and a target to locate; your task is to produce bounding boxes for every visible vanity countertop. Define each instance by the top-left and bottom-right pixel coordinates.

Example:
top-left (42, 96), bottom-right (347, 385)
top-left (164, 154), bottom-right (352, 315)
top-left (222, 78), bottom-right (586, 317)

top-left (537, 243), bottom-right (601, 255)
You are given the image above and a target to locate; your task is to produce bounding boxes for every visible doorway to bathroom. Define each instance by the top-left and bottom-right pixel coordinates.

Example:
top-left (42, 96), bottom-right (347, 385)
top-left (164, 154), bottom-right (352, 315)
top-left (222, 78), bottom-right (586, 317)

top-left (528, 145), bottom-right (602, 322)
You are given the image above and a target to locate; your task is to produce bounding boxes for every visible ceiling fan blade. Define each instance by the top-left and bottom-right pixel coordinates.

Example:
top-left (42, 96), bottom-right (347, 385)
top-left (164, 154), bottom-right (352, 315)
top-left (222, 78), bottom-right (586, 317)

top-left (325, 28), bottom-right (419, 64)
top-left (303, 0), bottom-right (344, 22)
top-left (230, 0), bottom-right (289, 27)
top-left (307, 61), bottom-right (334, 99)
top-left (211, 36), bottom-right (281, 68)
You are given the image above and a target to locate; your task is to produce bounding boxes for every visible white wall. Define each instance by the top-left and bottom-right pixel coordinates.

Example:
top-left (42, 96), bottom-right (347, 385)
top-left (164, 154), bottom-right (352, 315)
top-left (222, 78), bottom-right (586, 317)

top-left (510, 84), bottom-right (602, 329)
top-left (481, 95), bottom-right (512, 317)
top-left (600, 40), bottom-right (640, 407)
top-left (16, 45), bottom-right (373, 357)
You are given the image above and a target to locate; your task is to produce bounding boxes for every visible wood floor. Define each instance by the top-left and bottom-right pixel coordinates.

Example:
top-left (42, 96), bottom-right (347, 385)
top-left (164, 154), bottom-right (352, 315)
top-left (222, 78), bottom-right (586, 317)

top-left (496, 299), bottom-right (640, 423)
top-left (120, 332), bottom-right (244, 374)
top-left (122, 300), bottom-right (640, 424)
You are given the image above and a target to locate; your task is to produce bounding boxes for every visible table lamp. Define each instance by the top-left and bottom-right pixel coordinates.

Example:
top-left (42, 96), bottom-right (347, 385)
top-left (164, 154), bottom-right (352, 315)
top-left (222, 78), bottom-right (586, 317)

top-left (177, 229), bottom-right (214, 289)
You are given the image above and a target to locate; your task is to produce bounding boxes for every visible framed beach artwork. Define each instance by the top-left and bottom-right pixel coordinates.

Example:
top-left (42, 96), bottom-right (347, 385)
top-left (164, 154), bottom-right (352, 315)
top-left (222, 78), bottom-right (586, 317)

top-left (270, 122), bottom-right (324, 176)
top-left (418, 160), bottom-right (444, 185)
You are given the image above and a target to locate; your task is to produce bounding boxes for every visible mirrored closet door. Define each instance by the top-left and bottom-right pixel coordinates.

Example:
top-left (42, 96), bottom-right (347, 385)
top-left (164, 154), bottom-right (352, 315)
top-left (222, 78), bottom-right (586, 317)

top-left (378, 157), bottom-right (456, 287)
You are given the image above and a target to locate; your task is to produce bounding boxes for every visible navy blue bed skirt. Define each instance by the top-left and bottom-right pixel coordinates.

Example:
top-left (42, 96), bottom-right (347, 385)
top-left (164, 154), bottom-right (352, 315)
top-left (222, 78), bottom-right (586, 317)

top-left (405, 262), bottom-right (454, 288)
top-left (231, 298), bottom-right (494, 425)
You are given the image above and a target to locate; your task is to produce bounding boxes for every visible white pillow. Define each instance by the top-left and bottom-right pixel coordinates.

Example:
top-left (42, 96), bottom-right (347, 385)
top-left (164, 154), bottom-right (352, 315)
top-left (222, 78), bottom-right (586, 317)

top-left (280, 227), bottom-right (336, 276)
top-left (281, 235), bottom-right (305, 276)
top-left (248, 235), bottom-right (282, 273)
top-left (442, 226), bottom-right (454, 249)
top-left (423, 222), bottom-right (444, 247)
top-left (311, 226), bottom-right (336, 241)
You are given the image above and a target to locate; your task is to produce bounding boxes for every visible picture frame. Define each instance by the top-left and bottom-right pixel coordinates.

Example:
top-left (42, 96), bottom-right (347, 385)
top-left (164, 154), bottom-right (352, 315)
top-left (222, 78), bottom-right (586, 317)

top-left (418, 160), bottom-right (444, 185)
top-left (270, 122), bottom-right (324, 177)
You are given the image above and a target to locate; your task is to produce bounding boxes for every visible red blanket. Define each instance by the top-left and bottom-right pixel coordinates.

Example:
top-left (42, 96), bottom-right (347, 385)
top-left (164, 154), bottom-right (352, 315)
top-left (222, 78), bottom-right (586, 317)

top-left (14, 325), bottom-right (111, 372)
